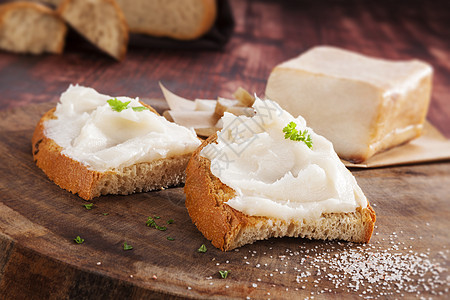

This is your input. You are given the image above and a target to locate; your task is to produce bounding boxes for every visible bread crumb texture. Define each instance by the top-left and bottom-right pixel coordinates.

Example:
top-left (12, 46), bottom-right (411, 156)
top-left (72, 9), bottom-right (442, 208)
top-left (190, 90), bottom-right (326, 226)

top-left (114, 0), bottom-right (217, 39)
top-left (0, 2), bottom-right (67, 54)
top-left (58, 0), bottom-right (128, 60)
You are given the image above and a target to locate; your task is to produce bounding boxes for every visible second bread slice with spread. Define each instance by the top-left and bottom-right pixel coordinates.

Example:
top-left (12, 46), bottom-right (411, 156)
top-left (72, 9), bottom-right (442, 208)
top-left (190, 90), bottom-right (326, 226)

top-left (185, 97), bottom-right (376, 251)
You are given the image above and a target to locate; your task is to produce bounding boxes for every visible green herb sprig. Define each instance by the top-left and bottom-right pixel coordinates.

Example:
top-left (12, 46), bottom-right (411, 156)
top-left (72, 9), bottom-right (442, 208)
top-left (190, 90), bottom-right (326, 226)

top-left (131, 106), bottom-right (149, 112)
top-left (107, 98), bottom-right (149, 112)
top-left (123, 242), bottom-right (133, 251)
top-left (219, 270), bottom-right (230, 279)
top-left (198, 244), bottom-right (207, 253)
top-left (282, 121), bottom-right (313, 149)
top-left (146, 217), bottom-right (167, 231)
top-left (83, 203), bottom-right (94, 210)
top-left (107, 98), bottom-right (130, 112)
top-left (74, 236), bottom-right (85, 244)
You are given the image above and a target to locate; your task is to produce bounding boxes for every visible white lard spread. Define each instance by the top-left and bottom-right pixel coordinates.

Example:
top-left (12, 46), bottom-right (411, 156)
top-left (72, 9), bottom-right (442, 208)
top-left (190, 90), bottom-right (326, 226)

top-left (45, 85), bottom-right (201, 171)
top-left (200, 98), bottom-right (368, 221)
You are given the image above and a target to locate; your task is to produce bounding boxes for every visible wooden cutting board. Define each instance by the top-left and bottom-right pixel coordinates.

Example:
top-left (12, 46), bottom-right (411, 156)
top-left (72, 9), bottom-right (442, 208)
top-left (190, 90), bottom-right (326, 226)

top-left (0, 103), bottom-right (449, 299)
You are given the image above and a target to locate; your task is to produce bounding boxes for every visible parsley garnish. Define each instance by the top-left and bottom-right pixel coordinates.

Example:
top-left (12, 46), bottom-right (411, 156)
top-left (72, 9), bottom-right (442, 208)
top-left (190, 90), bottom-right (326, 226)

top-left (198, 244), bottom-right (207, 253)
top-left (282, 121), bottom-right (313, 149)
top-left (132, 106), bottom-right (149, 112)
top-left (83, 203), bottom-right (94, 210)
top-left (102, 212), bottom-right (109, 216)
top-left (219, 270), bottom-right (230, 279)
top-left (146, 217), bottom-right (167, 231)
top-left (74, 236), bottom-right (84, 244)
top-left (153, 216), bottom-right (161, 219)
top-left (107, 98), bottom-right (130, 112)
top-left (107, 98), bottom-right (149, 112)
top-left (123, 242), bottom-right (133, 250)
top-left (167, 219), bottom-right (174, 224)
top-left (167, 236), bottom-right (175, 241)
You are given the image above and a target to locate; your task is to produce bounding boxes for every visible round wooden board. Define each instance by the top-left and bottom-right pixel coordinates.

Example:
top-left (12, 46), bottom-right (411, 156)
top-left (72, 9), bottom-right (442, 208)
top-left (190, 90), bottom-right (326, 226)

top-left (0, 103), bottom-right (449, 299)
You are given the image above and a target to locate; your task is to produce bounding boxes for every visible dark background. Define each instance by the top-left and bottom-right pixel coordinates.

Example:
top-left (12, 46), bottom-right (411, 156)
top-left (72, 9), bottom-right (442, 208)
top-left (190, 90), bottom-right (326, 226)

top-left (0, 0), bottom-right (449, 136)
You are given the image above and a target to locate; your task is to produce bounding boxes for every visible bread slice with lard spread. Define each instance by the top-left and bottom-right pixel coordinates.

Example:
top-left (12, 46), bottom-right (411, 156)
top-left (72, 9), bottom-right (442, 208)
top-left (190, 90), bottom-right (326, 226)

top-left (32, 85), bottom-right (201, 200)
top-left (184, 98), bottom-right (376, 251)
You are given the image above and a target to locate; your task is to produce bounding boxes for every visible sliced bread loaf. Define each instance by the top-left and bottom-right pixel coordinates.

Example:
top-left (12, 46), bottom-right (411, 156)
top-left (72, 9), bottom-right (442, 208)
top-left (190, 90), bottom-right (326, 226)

top-left (35, 0), bottom-right (217, 40)
top-left (32, 85), bottom-right (201, 200)
top-left (114, 0), bottom-right (217, 40)
top-left (0, 1), bottom-right (67, 54)
top-left (184, 98), bottom-right (376, 251)
top-left (58, 0), bottom-right (128, 60)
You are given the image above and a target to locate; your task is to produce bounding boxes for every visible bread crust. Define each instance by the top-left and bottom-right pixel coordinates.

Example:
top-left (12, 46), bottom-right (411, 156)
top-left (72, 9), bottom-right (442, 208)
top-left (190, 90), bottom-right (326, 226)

top-left (0, 1), bottom-right (67, 54)
top-left (185, 134), bottom-right (376, 251)
top-left (32, 103), bottom-right (191, 200)
top-left (58, 0), bottom-right (129, 60)
top-left (0, 2), bottom-right (59, 20)
top-left (32, 108), bottom-right (104, 200)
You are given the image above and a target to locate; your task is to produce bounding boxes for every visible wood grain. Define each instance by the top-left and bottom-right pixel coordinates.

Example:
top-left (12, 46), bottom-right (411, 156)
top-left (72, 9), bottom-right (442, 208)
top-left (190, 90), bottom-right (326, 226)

top-left (0, 0), bottom-right (449, 298)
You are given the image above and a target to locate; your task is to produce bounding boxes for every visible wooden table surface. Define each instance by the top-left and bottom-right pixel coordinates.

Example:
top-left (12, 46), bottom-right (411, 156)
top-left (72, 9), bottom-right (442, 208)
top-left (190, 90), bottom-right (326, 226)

top-left (0, 0), bottom-right (449, 299)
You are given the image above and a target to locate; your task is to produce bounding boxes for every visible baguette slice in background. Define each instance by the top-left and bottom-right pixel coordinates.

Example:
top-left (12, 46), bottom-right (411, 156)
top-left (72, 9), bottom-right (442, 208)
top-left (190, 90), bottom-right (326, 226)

top-left (32, 85), bottom-right (201, 200)
top-left (114, 0), bottom-right (217, 40)
top-left (58, 0), bottom-right (128, 60)
top-left (266, 46), bottom-right (433, 163)
top-left (0, 1), bottom-right (67, 54)
top-left (185, 98), bottom-right (376, 251)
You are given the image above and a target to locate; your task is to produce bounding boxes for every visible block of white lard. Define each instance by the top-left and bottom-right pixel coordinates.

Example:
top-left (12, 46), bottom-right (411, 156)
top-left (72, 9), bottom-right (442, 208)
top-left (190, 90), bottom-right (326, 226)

top-left (265, 46), bottom-right (433, 163)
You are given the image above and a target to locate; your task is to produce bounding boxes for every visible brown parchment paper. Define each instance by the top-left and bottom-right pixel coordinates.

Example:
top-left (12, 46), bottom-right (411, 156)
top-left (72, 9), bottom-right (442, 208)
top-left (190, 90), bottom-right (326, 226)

top-left (343, 121), bottom-right (450, 168)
